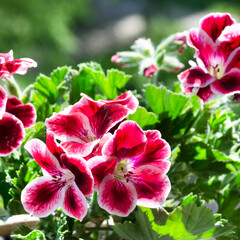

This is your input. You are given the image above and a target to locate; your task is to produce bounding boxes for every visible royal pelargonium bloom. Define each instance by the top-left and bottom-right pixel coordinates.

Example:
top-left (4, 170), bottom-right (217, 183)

top-left (21, 132), bottom-right (94, 221)
top-left (0, 50), bottom-right (37, 78)
top-left (88, 120), bottom-right (171, 217)
top-left (46, 91), bottom-right (138, 158)
top-left (178, 12), bottom-right (240, 102)
top-left (0, 86), bottom-right (36, 156)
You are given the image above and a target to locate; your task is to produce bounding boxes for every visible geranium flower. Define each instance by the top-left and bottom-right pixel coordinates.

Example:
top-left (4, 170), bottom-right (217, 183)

top-left (88, 120), bottom-right (171, 217)
top-left (0, 86), bottom-right (36, 156)
top-left (178, 12), bottom-right (240, 102)
top-left (21, 132), bottom-right (94, 221)
top-left (46, 91), bottom-right (138, 158)
top-left (0, 50), bottom-right (37, 78)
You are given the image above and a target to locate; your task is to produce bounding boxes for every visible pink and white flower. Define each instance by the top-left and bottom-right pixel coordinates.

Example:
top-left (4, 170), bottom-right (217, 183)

top-left (0, 50), bottom-right (37, 79)
top-left (0, 86), bottom-right (36, 156)
top-left (178, 12), bottom-right (240, 102)
top-left (46, 91), bottom-right (138, 158)
top-left (88, 120), bottom-right (171, 217)
top-left (21, 133), bottom-right (94, 221)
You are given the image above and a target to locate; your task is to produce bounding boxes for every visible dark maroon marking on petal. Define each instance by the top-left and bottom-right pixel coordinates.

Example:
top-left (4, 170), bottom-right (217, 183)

top-left (211, 70), bottom-right (240, 94)
top-left (21, 176), bottom-right (66, 217)
top-left (6, 96), bottom-right (36, 128)
top-left (0, 112), bottom-right (24, 156)
top-left (131, 165), bottom-right (171, 207)
top-left (197, 85), bottom-right (215, 102)
top-left (200, 13), bottom-right (235, 42)
top-left (61, 154), bottom-right (94, 196)
top-left (225, 47), bottom-right (240, 72)
top-left (178, 68), bottom-right (215, 88)
top-left (46, 112), bottom-right (92, 143)
top-left (5, 61), bottom-right (21, 73)
top-left (89, 104), bottom-right (130, 139)
top-left (62, 182), bottom-right (87, 221)
top-left (98, 175), bottom-right (137, 217)
top-left (70, 94), bottom-right (102, 117)
top-left (133, 130), bottom-right (171, 172)
top-left (103, 120), bottom-right (146, 159)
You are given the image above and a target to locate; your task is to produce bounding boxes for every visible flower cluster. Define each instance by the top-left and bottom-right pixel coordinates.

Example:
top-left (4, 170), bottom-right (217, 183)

top-left (178, 13), bottom-right (240, 102)
top-left (111, 36), bottom-right (185, 78)
top-left (22, 91), bottom-right (171, 219)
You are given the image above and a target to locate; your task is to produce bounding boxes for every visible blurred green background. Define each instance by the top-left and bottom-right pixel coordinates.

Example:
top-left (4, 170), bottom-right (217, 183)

top-left (1, 0), bottom-right (239, 90)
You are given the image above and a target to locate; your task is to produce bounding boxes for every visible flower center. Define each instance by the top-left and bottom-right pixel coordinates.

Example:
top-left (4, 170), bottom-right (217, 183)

top-left (113, 159), bottom-right (133, 182)
top-left (208, 56), bottom-right (224, 79)
top-left (52, 171), bottom-right (75, 188)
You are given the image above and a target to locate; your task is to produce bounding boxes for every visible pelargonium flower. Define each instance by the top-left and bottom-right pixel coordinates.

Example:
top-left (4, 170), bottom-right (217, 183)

top-left (46, 91), bottom-right (138, 158)
top-left (88, 120), bottom-right (171, 217)
top-left (0, 86), bottom-right (36, 156)
top-left (21, 132), bottom-right (94, 221)
top-left (0, 50), bottom-right (37, 78)
top-left (178, 12), bottom-right (240, 102)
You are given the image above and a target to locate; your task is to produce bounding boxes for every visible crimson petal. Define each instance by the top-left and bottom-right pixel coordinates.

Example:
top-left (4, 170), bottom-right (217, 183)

top-left (200, 13), bottom-right (235, 42)
top-left (6, 96), bottom-right (36, 128)
top-left (46, 131), bottom-right (65, 168)
top-left (211, 69), bottom-right (240, 94)
top-left (46, 112), bottom-right (94, 143)
top-left (188, 29), bottom-right (216, 68)
top-left (60, 154), bottom-right (94, 196)
top-left (61, 140), bottom-right (99, 158)
top-left (98, 91), bottom-right (139, 114)
top-left (21, 176), bottom-right (66, 218)
top-left (197, 85), bottom-right (215, 102)
top-left (62, 182), bottom-right (88, 221)
top-left (25, 139), bottom-right (64, 176)
top-left (131, 165), bottom-right (171, 208)
top-left (178, 68), bottom-right (215, 88)
top-left (98, 175), bottom-right (137, 217)
top-left (87, 156), bottom-right (117, 190)
top-left (103, 120), bottom-right (147, 159)
top-left (5, 58), bottom-right (37, 75)
top-left (225, 47), bottom-right (240, 72)
top-left (0, 112), bottom-right (24, 156)
top-left (133, 130), bottom-right (171, 173)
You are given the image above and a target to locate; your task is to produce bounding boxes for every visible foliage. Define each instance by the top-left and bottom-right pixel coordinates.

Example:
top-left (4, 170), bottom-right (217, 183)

top-left (1, 16), bottom-right (240, 240)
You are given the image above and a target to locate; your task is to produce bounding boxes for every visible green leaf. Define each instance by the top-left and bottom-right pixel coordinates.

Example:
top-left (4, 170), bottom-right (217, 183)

top-left (79, 62), bottom-right (131, 99)
top-left (149, 197), bottom-right (235, 239)
top-left (144, 84), bottom-right (201, 119)
top-left (34, 66), bottom-right (70, 104)
top-left (112, 221), bottom-right (143, 240)
top-left (12, 229), bottom-right (46, 240)
top-left (112, 208), bottom-right (160, 240)
top-left (127, 106), bottom-right (159, 128)
top-left (69, 68), bottom-right (95, 104)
